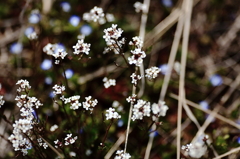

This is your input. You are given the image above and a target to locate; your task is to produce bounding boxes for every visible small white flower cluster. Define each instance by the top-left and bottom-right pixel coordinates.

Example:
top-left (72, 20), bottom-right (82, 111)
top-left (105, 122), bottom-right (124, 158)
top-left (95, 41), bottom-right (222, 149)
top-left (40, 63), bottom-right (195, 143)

top-left (64, 133), bottom-right (78, 145)
top-left (145, 66), bottom-right (161, 80)
top-left (52, 84), bottom-right (65, 95)
top-left (132, 99), bottom-right (151, 121)
top-left (82, 96), bottom-right (98, 113)
top-left (73, 39), bottom-right (91, 55)
top-left (83, 6), bottom-right (104, 23)
top-left (182, 135), bottom-right (209, 158)
top-left (134, 2), bottom-right (147, 13)
top-left (130, 73), bottom-right (143, 85)
top-left (37, 138), bottom-right (48, 149)
top-left (0, 95), bottom-right (5, 108)
top-left (27, 32), bottom-right (38, 40)
top-left (64, 95), bottom-right (82, 110)
top-left (103, 77), bottom-right (116, 88)
top-left (50, 124), bottom-right (58, 132)
top-left (103, 24), bottom-right (125, 54)
top-left (151, 101), bottom-right (169, 121)
top-left (112, 100), bottom-right (124, 112)
top-left (83, 6), bottom-right (115, 24)
top-left (9, 80), bottom-right (43, 155)
top-left (105, 107), bottom-right (121, 120)
top-left (128, 48), bottom-right (146, 67)
top-left (54, 139), bottom-right (62, 148)
top-left (43, 43), bottom-right (68, 64)
top-left (16, 79), bottom-right (31, 92)
top-left (129, 36), bottom-right (143, 49)
top-left (126, 94), bottom-right (137, 104)
top-left (114, 150), bottom-right (131, 159)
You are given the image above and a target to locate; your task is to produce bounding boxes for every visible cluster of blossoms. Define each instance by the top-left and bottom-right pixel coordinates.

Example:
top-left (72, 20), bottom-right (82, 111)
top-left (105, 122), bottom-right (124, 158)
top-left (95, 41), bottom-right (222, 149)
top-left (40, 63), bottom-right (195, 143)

top-left (103, 24), bottom-right (125, 54)
top-left (82, 96), bottom-right (98, 113)
top-left (127, 96), bottom-right (169, 121)
top-left (83, 6), bottom-right (104, 23)
top-left (103, 77), bottom-right (116, 88)
top-left (64, 95), bottom-right (82, 110)
top-left (73, 39), bottom-right (91, 56)
top-left (131, 99), bottom-right (151, 121)
top-left (126, 94), bottom-right (137, 104)
top-left (130, 73), bottom-right (143, 85)
top-left (182, 135), bottom-right (209, 158)
top-left (151, 101), bottom-right (169, 121)
top-left (52, 84), bottom-right (65, 95)
top-left (50, 124), bottom-right (58, 132)
top-left (105, 107), bottom-right (121, 120)
top-left (128, 48), bottom-right (146, 66)
top-left (114, 150), bottom-right (131, 159)
top-left (83, 6), bottom-right (115, 24)
top-left (145, 66), bottom-right (161, 80)
top-left (134, 2), bottom-right (147, 13)
top-left (43, 43), bottom-right (68, 64)
top-left (27, 31), bottom-right (38, 40)
top-left (0, 95), bottom-right (5, 108)
top-left (128, 37), bottom-right (146, 67)
top-left (8, 80), bottom-right (43, 155)
top-left (37, 138), bottom-right (48, 149)
top-left (64, 133), bottom-right (78, 145)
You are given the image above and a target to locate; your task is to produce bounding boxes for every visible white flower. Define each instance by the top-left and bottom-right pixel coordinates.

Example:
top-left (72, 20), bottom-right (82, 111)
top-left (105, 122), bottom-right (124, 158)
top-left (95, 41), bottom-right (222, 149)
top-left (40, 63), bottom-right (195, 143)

top-left (52, 84), bottom-right (65, 95)
top-left (43, 43), bottom-right (56, 55)
top-left (0, 95), bottom-right (5, 108)
top-left (83, 6), bottom-right (105, 24)
top-left (82, 96), bottom-right (98, 113)
top-left (16, 79), bottom-right (31, 92)
top-left (132, 99), bottom-right (151, 121)
top-left (128, 48), bottom-right (146, 66)
top-left (182, 135), bottom-right (210, 158)
top-left (130, 73), bottom-right (142, 85)
top-left (73, 39), bottom-right (91, 55)
top-left (134, 2), bottom-right (147, 13)
top-left (114, 150), bottom-right (131, 159)
top-left (64, 134), bottom-right (78, 145)
top-left (103, 24), bottom-right (125, 54)
top-left (152, 101), bottom-right (168, 117)
top-left (103, 77), bottom-right (116, 88)
top-left (64, 95), bottom-right (81, 110)
top-left (69, 151), bottom-right (76, 157)
top-left (106, 13), bottom-right (115, 22)
top-left (145, 66), bottom-right (161, 80)
top-left (27, 31), bottom-right (38, 40)
top-left (129, 36), bottom-right (143, 49)
top-left (50, 124), bottom-right (58, 132)
top-left (126, 94), bottom-right (137, 104)
top-left (105, 107), bottom-right (121, 120)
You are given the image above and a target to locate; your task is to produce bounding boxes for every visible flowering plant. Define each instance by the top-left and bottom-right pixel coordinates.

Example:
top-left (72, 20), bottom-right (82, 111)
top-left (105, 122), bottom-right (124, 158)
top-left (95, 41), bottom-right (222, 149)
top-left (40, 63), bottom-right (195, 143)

top-left (0, 0), bottom-right (240, 159)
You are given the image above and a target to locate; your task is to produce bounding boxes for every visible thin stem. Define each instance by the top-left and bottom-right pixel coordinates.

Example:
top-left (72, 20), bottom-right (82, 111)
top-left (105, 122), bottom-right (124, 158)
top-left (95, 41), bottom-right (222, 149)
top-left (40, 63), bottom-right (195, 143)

top-left (177, 1), bottom-right (192, 159)
top-left (124, 66), bottom-right (138, 154)
top-left (61, 64), bottom-right (69, 91)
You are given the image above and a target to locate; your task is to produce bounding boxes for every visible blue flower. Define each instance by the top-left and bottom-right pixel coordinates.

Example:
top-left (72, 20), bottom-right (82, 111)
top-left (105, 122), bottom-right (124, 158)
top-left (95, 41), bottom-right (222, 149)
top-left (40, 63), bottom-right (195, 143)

top-left (61, 2), bottom-right (71, 12)
top-left (80, 25), bottom-right (92, 36)
top-left (159, 64), bottom-right (168, 75)
top-left (10, 43), bottom-right (23, 54)
top-left (41, 59), bottom-right (52, 70)
top-left (237, 137), bottom-right (240, 144)
top-left (64, 69), bottom-right (74, 79)
top-left (199, 101), bottom-right (209, 110)
top-left (209, 74), bottom-right (223, 86)
top-left (161, 0), bottom-right (173, 7)
top-left (45, 77), bottom-right (53, 85)
top-left (29, 11), bottom-right (41, 24)
top-left (117, 120), bottom-right (124, 127)
top-left (69, 15), bottom-right (80, 26)
top-left (25, 27), bottom-right (34, 37)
